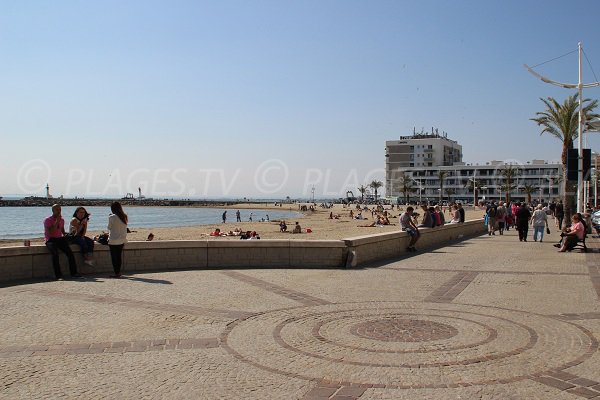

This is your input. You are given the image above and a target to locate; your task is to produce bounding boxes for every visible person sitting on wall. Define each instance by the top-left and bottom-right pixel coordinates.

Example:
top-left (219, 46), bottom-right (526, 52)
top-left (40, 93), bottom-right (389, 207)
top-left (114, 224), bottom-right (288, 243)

top-left (44, 204), bottom-right (82, 280)
top-left (399, 206), bottom-right (420, 252)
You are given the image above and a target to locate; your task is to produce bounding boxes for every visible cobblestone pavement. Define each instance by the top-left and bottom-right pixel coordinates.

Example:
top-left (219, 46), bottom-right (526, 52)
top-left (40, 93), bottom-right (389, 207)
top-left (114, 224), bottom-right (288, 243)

top-left (1, 230), bottom-right (599, 399)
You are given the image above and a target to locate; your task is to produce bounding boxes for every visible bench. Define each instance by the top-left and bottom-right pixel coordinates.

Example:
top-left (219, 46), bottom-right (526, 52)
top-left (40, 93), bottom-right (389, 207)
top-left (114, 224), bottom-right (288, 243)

top-left (571, 235), bottom-right (588, 252)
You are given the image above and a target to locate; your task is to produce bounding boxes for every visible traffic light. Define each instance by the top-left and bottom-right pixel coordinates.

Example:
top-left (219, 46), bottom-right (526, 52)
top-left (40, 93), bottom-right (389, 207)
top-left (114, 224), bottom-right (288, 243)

top-left (567, 148), bottom-right (592, 181)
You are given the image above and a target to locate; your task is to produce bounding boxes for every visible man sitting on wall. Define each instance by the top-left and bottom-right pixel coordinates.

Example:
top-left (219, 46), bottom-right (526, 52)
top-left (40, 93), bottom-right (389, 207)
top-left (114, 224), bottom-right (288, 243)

top-left (44, 204), bottom-right (81, 280)
top-left (399, 206), bottom-right (420, 252)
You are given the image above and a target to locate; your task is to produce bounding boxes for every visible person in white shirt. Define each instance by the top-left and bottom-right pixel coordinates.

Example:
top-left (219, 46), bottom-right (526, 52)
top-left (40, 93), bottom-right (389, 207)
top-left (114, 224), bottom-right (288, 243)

top-left (108, 201), bottom-right (128, 278)
top-left (530, 204), bottom-right (549, 242)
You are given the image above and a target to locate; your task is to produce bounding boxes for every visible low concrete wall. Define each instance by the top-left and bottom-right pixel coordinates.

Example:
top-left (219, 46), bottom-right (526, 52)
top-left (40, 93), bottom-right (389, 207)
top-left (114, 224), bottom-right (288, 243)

top-left (0, 220), bottom-right (485, 283)
top-left (343, 220), bottom-right (487, 267)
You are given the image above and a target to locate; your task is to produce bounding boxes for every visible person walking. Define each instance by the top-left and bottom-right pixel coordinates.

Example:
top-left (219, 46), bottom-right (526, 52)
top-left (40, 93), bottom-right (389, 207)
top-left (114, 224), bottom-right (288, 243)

top-left (530, 204), bottom-right (549, 242)
top-left (515, 202), bottom-right (532, 242)
top-left (222, 210), bottom-right (227, 223)
top-left (496, 202), bottom-right (507, 235)
top-left (457, 203), bottom-right (465, 223)
top-left (485, 202), bottom-right (498, 235)
top-left (554, 200), bottom-right (564, 230)
top-left (44, 204), bottom-right (81, 280)
top-left (108, 201), bottom-right (128, 278)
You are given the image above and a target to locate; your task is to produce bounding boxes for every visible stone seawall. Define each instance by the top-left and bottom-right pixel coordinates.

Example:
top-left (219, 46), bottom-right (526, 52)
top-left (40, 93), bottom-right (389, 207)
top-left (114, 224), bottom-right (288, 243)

top-left (0, 220), bottom-right (486, 284)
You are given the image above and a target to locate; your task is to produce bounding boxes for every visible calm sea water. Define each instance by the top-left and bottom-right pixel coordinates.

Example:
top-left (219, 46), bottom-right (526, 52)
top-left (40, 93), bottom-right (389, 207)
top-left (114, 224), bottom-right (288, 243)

top-left (0, 207), bottom-right (302, 239)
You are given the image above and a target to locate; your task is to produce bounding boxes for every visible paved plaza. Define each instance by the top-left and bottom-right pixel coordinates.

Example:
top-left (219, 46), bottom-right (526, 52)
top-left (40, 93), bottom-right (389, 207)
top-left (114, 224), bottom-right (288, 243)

top-left (1, 229), bottom-right (599, 399)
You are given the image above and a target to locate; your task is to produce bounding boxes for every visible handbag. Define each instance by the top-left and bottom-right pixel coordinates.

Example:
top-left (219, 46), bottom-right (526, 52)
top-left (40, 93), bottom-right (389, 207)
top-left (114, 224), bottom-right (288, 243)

top-left (546, 227), bottom-right (551, 235)
top-left (95, 232), bottom-right (109, 245)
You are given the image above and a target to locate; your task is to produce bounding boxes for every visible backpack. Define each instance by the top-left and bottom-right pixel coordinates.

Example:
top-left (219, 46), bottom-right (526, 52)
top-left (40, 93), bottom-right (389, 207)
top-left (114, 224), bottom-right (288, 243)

top-left (487, 206), bottom-right (497, 218)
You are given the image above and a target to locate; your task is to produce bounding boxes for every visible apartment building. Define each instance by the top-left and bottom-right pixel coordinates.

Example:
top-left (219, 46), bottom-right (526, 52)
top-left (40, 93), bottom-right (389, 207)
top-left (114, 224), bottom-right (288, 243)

top-left (385, 131), bottom-right (563, 203)
top-left (385, 128), bottom-right (462, 169)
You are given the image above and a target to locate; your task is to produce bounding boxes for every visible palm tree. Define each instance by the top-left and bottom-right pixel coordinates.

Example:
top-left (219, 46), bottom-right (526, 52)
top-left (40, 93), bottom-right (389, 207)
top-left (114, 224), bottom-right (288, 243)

top-left (437, 170), bottom-right (448, 203)
top-left (465, 177), bottom-right (482, 206)
top-left (357, 185), bottom-right (367, 202)
top-left (520, 184), bottom-right (539, 204)
top-left (445, 188), bottom-right (455, 203)
top-left (531, 94), bottom-right (599, 224)
top-left (369, 180), bottom-right (384, 203)
top-left (396, 173), bottom-right (416, 204)
top-left (498, 165), bottom-right (520, 204)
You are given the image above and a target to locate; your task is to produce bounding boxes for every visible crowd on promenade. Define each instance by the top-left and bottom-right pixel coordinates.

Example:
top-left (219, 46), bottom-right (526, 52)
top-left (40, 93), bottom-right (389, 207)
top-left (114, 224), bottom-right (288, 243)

top-left (396, 198), bottom-right (597, 253)
top-left (480, 199), bottom-right (596, 252)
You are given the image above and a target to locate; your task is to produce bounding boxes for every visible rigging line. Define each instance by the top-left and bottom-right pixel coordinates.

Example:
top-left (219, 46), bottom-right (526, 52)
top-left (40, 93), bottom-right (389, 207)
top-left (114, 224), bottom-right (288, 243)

top-left (582, 49), bottom-right (599, 83)
top-left (529, 49), bottom-right (578, 69)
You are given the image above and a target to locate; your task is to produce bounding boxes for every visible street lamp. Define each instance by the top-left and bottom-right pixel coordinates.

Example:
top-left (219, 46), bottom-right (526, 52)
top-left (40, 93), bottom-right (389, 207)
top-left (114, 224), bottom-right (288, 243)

top-left (525, 43), bottom-right (600, 213)
top-left (481, 186), bottom-right (488, 202)
top-left (593, 152), bottom-right (599, 208)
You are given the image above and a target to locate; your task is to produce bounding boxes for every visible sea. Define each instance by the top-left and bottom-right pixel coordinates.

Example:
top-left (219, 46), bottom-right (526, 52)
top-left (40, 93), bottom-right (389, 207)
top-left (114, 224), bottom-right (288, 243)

top-left (0, 206), bottom-right (302, 240)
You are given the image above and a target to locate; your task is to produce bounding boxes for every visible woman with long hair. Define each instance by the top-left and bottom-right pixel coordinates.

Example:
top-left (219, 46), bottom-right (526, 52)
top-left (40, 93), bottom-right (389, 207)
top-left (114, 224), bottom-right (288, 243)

top-left (70, 206), bottom-right (95, 265)
top-left (108, 201), bottom-right (128, 278)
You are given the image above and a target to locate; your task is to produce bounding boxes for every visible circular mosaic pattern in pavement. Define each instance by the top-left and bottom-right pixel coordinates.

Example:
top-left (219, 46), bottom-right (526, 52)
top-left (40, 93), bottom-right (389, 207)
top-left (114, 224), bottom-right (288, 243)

top-left (222, 302), bottom-right (597, 388)
top-left (351, 318), bottom-right (458, 342)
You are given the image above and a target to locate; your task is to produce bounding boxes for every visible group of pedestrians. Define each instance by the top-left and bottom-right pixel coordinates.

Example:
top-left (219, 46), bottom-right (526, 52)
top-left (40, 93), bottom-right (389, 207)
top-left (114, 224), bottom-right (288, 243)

top-left (483, 199), bottom-right (592, 252)
top-left (43, 201), bottom-right (128, 280)
top-left (485, 201), bottom-right (550, 242)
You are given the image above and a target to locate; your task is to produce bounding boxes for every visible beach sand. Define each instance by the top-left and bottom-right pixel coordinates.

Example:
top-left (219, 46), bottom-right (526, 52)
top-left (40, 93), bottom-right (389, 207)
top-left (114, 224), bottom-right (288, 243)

top-left (0, 204), bottom-right (486, 248)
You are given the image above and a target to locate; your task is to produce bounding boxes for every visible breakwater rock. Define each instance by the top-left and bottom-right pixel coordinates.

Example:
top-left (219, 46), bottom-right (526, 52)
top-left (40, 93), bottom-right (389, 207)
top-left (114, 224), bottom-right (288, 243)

top-left (0, 197), bottom-right (242, 208)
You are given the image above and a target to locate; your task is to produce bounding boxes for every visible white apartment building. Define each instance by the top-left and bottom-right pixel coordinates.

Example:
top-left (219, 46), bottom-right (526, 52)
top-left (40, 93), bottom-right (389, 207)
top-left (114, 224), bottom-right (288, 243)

top-left (385, 128), bottom-right (462, 169)
top-left (385, 131), bottom-right (563, 203)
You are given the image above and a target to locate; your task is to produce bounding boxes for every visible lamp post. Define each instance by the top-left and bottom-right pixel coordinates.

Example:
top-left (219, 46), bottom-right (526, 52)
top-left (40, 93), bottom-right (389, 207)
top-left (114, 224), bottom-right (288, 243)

top-left (593, 152), bottom-right (599, 208)
top-left (468, 170), bottom-right (478, 208)
top-left (481, 186), bottom-right (488, 202)
top-left (525, 43), bottom-right (600, 213)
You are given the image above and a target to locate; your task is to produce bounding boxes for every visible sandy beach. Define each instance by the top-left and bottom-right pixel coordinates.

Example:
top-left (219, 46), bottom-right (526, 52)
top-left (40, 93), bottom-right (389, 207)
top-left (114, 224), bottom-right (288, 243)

top-left (0, 203), bottom-right (487, 248)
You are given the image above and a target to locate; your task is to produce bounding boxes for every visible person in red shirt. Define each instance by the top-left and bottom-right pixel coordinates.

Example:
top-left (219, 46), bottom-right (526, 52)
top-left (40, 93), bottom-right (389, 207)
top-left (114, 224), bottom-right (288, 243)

top-left (44, 204), bottom-right (81, 279)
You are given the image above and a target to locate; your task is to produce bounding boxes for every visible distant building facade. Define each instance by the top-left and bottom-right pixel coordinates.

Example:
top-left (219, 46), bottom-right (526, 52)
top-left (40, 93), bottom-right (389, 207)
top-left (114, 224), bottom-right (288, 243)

top-left (385, 130), bottom-right (563, 204)
top-left (385, 128), bottom-right (462, 169)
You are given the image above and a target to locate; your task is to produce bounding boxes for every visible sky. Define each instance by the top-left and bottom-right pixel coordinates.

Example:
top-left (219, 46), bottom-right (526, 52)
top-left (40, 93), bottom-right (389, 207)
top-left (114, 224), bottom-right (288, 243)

top-left (2, 0), bottom-right (600, 199)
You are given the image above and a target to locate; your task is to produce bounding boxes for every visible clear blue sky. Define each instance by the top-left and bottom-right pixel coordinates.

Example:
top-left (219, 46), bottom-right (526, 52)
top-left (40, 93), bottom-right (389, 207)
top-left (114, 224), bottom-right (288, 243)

top-left (2, 0), bottom-right (600, 199)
